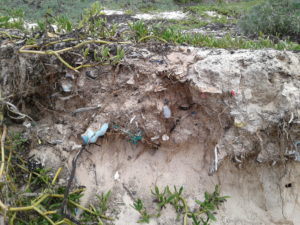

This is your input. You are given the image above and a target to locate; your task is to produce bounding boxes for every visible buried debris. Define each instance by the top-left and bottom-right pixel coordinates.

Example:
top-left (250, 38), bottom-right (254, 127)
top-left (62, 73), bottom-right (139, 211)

top-left (81, 123), bottom-right (109, 145)
top-left (286, 141), bottom-right (300, 161)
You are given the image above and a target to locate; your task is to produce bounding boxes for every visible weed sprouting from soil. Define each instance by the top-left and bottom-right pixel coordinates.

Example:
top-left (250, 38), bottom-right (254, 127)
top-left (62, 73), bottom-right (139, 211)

top-left (0, 126), bottom-right (113, 224)
top-left (132, 199), bottom-right (152, 223)
top-left (132, 185), bottom-right (229, 224)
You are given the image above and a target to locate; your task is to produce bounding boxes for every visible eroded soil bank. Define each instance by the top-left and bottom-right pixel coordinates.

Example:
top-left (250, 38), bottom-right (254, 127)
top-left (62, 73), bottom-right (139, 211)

top-left (1, 40), bottom-right (300, 224)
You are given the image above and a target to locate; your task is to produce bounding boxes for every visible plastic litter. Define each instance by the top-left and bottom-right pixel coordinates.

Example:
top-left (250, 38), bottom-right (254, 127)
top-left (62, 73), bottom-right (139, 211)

top-left (61, 82), bottom-right (72, 93)
top-left (86, 70), bottom-right (97, 79)
top-left (129, 134), bottom-right (142, 144)
top-left (126, 77), bottom-right (135, 85)
top-left (81, 123), bottom-right (109, 145)
top-left (65, 72), bottom-right (75, 79)
top-left (162, 134), bottom-right (169, 141)
top-left (114, 171), bottom-right (120, 181)
top-left (163, 105), bottom-right (171, 118)
top-left (286, 141), bottom-right (300, 161)
top-left (230, 90), bottom-right (236, 97)
top-left (23, 121), bottom-right (31, 128)
top-left (151, 135), bottom-right (160, 141)
top-left (112, 124), bottom-right (142, 144)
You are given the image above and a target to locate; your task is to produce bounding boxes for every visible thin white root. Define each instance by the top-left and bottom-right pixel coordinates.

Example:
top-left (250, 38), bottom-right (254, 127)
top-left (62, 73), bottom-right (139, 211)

top-left (214, 144), bottom-right (219, 172)
top-left (288, 112), bottom-right (294, 124)
top-left (234, 155), bottom-right (242, 163)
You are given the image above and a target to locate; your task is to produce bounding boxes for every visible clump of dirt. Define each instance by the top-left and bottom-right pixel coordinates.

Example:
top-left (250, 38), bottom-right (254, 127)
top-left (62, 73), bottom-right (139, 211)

top-left (1, 34), bottom-right (300, 224)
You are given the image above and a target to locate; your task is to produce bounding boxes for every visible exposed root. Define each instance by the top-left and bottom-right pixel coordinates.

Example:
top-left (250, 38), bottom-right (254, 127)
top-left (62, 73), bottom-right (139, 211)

top-left (1, 100), bottom-right (33, 121)
top-left (61, 145), bottom-right (86, 222)
top-left (19, 39), bottom-right (131, 72)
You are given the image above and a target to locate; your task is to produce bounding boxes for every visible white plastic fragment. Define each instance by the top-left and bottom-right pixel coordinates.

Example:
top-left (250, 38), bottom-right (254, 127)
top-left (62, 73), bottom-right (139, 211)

top-left (114, 171), bottom-right (120, 181)
top-left (151, 135), bottom-right (160, 141)
top-left (163, 105), bottom-right (171, 118)
top-left (162, 134), bottom-right (169, 141)
top-left (65, 72), bottom-right (75, 79)
top-left (214, 145), bottom-right (219, 172)
top-left (288, 112), bottom-right (294, 124)
top-left (130, 115), bottom-right (136, 124)
top-left (81, 123), bottom-right (109, 145)
top-left (23, 121), bottom-right (31, 128)
top-left (61, 82), bottom-right (72, 93)
top-left (127, 77), bottom-right (135, 85)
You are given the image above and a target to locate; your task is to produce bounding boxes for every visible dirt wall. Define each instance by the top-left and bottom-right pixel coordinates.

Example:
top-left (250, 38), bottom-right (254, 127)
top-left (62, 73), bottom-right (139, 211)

top-left (1, 40), bottom-right (300, 224)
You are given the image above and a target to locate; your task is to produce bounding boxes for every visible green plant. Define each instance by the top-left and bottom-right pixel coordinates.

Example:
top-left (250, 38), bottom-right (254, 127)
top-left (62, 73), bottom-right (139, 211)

top-left (185, 0), bottom-right (263, 19)
top-left (138, 185), bottom-right (228, 225)
top-left (83, 47), bottom-right (90, 58)
top-left (111, 46), bottom-right (125, 65)
top-left (81, 191), bottom-right (112, 224)
top-left (0, 9), bottom-right (25, 30)
top-left (55, 15), bottom-right (72, 32)
top-left (128, 20), bottom-right (149, 41)
top-left (78, 1), bottom-right (103, 28)
top-left (151, 186), bottom-right (175, 211)
top-left (37, 20), bottom-right (46, 32)
top-left (132, 199), bottom-right (151, 223)
top-left (0, 126), bottom-right (113, 224)
top-left (173, 0), bottom-right (203, 4)
top-left (190, 185), bottom-right (229, 225)
top-left (96, 191), bottom-right (112, 215)
top-left (239, 0), bottom-right (300, 38)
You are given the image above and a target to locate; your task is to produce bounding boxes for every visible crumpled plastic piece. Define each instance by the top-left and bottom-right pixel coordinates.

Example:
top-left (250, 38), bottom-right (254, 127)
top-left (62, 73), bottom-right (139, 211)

top-left (129, 135), bottom-right (142, 144)
top-left (287, 141), bottom-right (300, 161)
top-left (81, 123), bottom-right (109, 145)
top-left (163, 105), bottom-right (171, 118)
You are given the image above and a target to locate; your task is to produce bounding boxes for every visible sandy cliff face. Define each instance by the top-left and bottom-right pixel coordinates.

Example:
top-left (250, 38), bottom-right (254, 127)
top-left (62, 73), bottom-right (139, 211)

top-left (1, 40), bottom-right (300, 224)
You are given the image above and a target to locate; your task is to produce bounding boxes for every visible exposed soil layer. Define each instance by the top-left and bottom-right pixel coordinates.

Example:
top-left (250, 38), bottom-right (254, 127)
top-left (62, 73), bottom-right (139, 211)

top-left (1, 38), bottom-right (300, 224)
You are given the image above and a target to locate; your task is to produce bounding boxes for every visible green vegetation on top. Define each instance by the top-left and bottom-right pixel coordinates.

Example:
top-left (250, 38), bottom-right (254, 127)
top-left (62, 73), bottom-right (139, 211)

top-left (173, 0), bottom-right (203, 4)
top-left (0, 0), bottom-right (264, 22)
top-left (1, 1), bottom-right (300, 52)
top-left (239, 0), bottom-right (300, 38)
top-left (128, 20), bottom-right (300, 50)
top-left (0, 0), bottom-right (181, 21)
top-left (0, 0), bottom-right (96, 22)
top-left (1, 0), bottom-right (300, 52)
top-left (185, 0), bottom-right (264, 18)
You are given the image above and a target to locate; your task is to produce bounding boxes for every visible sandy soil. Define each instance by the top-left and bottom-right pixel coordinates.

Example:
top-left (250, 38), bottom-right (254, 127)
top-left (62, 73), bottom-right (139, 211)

top-left (49, 139), bottom-right (300, 225)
